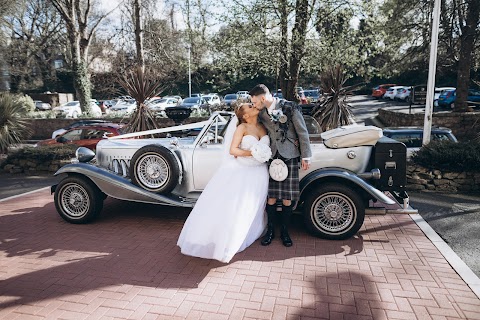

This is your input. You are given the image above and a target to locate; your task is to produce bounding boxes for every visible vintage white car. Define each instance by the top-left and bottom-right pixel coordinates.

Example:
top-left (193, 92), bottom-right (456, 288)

top-left (52, 112), bottom-right (409, 240)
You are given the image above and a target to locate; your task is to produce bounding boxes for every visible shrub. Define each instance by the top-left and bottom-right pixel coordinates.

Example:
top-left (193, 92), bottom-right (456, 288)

top-left (15, 94), bottom-right (36, 113)
top-left (412, 140), bottom-right (480, 173)
top-left (0, 93), bottom-right (32, 153)
top-left (2, 144), bottom-right (78, 167)
top-left (24, 110), bottom-right (57, 119)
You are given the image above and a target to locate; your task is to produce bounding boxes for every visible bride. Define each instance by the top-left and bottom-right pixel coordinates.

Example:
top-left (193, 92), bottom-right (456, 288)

top-left (177, 98), bottom-right (270, 263)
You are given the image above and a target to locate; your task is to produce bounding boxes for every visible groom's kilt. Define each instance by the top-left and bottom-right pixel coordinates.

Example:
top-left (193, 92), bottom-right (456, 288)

top-left (268, 157), bottom-right (300, 201)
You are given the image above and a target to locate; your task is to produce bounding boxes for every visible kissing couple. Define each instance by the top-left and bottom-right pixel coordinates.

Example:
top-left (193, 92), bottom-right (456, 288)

top-left (177, 84), bottom-right (312, 263)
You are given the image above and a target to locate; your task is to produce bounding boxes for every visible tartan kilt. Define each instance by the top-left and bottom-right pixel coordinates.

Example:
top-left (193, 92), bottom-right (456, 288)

top-left (268, 157), bottom-right (300, 201)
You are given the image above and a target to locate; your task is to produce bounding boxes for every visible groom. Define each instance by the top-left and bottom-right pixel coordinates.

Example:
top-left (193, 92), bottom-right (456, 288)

top-left (249, 84), bottom-right (312, 247)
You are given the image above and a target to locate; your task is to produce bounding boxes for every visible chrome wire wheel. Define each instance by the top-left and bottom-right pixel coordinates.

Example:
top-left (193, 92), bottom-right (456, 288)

top-left (60, 183), bottom-right (90, 218)
top-left (310, 192), bottom-right (356, 235)
top-left (136, 153), bottom-right (170, 189)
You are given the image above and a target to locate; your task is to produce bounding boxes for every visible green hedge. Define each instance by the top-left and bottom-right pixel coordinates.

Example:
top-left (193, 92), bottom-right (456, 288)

top-left (412, 140), bottom-right (480, 173)
top-left (2, 145), bottom-right (78, 166)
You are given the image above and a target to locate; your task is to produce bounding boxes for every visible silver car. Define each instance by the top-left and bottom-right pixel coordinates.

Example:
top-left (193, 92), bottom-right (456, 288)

top-left (52, 112), bottom-right (409, 240)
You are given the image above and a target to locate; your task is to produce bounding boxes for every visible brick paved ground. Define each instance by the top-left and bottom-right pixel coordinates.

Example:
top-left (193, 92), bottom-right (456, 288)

top-left (0, 189), bottom-right (479, 320)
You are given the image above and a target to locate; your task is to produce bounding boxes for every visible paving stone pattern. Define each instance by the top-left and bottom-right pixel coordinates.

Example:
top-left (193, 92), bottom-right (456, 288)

top-left (0, 190), bottom-right (479, 320)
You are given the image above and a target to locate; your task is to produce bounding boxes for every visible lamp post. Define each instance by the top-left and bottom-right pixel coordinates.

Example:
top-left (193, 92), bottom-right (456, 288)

top-left (422, 0), bottom-right (441, 145)
top-left (187, 45), bottom-right (192, 98)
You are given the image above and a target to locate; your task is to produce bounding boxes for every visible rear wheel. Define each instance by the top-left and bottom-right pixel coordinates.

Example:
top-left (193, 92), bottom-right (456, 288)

top-left (303, 183), bottom-right (365, 240)
top-left (54, 176), bottom-right (103, 224)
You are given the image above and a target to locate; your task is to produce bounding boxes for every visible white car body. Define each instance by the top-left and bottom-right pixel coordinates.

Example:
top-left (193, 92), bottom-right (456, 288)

top-left (236, 91), bottom-right (249, 98)
top-left (34, 100), bottom-right (52, 110)
top-left (53, 101), bottom-right (102, 118)
top-left (109, 99), bottom-right (137, 115)
top-left (147, 98), bottom-right (179, 112)
top-left (434, 87), bottom-right (455, 107)
top-left (202, 94), bottom-right (222, 107)
top-left (395, 87), bottom-right (412, 101)
top-left (383, 86), bottom-right (406, 100)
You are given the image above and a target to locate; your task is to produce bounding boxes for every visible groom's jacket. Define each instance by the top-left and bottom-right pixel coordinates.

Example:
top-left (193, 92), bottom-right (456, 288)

top-left (259, 98), bottom-right (312, 160)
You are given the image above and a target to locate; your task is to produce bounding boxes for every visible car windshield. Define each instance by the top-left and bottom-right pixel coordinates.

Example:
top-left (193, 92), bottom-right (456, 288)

top-left (64, 102), bottom-right (78, 106)
top-left (184, 97), bottom-right (200, 103)
top-left (203, 97), bottom-right (213, 101)
top-left (225, 94), bottom-right (238, 99)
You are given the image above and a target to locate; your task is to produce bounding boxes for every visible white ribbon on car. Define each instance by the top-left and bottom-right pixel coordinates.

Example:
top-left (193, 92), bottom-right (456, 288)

top-left (108, 121), bottom-right (211, 140)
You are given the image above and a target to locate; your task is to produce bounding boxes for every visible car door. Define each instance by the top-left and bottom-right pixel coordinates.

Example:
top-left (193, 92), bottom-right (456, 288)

top-left (80, 128), bottom-right (108, 150)
top-left (191, 114), bottom-right (233, 190)
top-left (60, 128), bottom-right (83, 145)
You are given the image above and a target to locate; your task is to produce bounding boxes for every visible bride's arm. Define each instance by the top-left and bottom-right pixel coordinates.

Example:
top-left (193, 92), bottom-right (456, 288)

top-left (230, 125), bottom-right (252, 157)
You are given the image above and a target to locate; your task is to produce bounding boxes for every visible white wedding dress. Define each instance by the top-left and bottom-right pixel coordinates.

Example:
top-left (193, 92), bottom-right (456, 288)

top-left (177, 135), bottom-right (270, 263)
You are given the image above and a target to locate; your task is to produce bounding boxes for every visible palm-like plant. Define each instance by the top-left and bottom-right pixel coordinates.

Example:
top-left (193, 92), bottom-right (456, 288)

top-left (311, 65), bottom-right (361, 132)
top-left (0, 93), bottom-right (32, 154)
top-left (117, 66), bottom-right (167, 134)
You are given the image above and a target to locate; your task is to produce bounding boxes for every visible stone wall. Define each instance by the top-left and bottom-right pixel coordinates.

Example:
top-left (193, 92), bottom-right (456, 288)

top-left (407, 163), bottom-right (480, 192)
top-left (378, 109), bottom-right (480, 141)
top-left (25, 117), bottom-right (208, 140)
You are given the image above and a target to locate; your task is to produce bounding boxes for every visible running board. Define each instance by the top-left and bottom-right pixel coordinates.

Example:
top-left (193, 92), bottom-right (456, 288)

top-left (366, 191), bottom-right (418, 215)
top-left (54, 163), bottom-right (196, 208)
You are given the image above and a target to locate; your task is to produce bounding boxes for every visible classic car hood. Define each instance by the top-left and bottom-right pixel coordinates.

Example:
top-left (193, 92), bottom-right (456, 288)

top-left (97, 136), bottom-right (196, 150)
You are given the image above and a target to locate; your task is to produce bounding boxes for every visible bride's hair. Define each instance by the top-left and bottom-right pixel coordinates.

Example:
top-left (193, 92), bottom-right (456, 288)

top-left (232, 97), bottom-right (251, 126)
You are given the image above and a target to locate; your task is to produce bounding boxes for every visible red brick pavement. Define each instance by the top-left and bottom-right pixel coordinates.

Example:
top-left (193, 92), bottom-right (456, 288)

top-left (0, 189), bottom-right (479, 320)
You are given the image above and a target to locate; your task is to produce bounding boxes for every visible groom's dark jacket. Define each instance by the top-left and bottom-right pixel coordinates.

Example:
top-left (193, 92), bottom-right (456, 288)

top-left (259, 98), bottom-right (312, 161)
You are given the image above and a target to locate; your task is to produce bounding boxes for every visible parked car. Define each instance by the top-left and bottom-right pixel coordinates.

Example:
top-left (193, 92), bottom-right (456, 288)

top-left (223, 94), bottom-right (239, 109)
top-left (303, 89), bottom-right (320, 103)
top-left (52, 112), bottom-right (409, 242)
top-left (383, 86), bottom-right (406, 100)
top-left (180, 97), bottom-right (206, 111)
top-left (202, 94), bottom-right (222, 107)
top-left (236, 91), bottom-right (249, 97)
top-left (433, 87), bottom-right (455, 107)
top-left (34, 100), bottom-right (52, 111)
top-left (52, 120), bottom-right (109, 138)
top-left (52, 100), bottom-right (102, 118)
top-left (163, 95), bottom-right (183, 104)
top-left (383, 127), bottom-right (458, 159)
top-left (372, 84), bottom-right (396, 98)
top-left (109, 99), bottom-right (137, 115)
top-left (190, 93), bottom-right (202, 98)
top-left (38, 123), bottom-right (124, 150)
top-left (395, 87), bottom-right (412, 102)
top-left (147, 98), bottom-right (179, 112)
top-left (437, 88), bottom-right (480, 109)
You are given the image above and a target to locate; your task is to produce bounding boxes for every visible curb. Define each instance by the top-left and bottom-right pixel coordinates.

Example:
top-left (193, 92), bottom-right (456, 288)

top-left (410, 213), bottom-right (480, 299)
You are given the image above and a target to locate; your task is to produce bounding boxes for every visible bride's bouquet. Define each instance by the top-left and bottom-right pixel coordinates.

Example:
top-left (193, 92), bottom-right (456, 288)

top-left (251, 143), bottom-right (272, 163)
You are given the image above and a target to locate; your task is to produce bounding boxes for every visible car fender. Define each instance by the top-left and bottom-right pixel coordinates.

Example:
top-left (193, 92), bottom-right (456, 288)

top-left (298, 168), bottom-right (396, 208)
top-left (52, 163), bottom-right (194, 207)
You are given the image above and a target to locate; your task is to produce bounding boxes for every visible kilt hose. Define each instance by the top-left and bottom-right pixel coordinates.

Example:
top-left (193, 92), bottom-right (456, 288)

top-left (268, 155), bottom-right (300, 201)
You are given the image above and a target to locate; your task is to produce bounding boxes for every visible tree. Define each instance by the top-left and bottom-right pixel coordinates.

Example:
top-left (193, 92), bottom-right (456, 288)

top-left (50, 0), bottom-right (113, 115)
top-left (3, 0), bottom-right (65, 92)
top-left (455, 0), bottom-right (480, 111)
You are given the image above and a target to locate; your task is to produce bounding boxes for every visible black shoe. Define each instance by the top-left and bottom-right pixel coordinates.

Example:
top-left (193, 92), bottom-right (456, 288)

top-left (261, 225), bottom-right (275, 246)
top-left (280, 227), bottom-right (293, 247)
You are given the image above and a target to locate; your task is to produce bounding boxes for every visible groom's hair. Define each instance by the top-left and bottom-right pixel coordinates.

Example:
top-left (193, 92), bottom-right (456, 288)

top-left (249, 84), bottom-right (270, 97)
